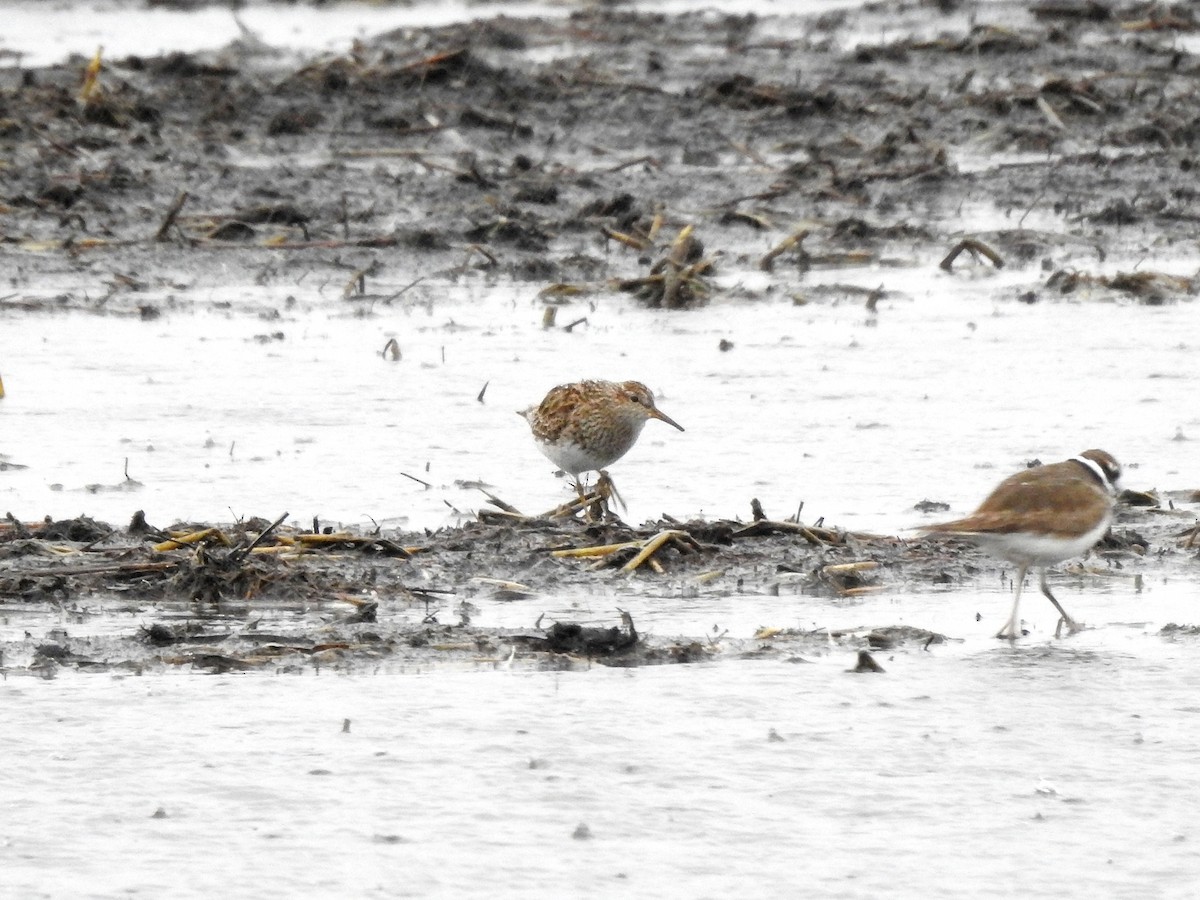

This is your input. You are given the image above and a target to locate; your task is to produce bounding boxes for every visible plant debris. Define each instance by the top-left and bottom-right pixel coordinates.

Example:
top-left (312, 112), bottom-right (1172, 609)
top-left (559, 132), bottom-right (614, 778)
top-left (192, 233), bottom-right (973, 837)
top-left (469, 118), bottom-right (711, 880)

top-left (0, 487), bottom-right (1191, 676)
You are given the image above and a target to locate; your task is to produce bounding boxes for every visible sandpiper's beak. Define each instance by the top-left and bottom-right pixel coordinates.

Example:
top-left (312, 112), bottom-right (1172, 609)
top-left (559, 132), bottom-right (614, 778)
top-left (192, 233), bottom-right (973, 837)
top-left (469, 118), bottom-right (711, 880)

top-left (649, 406), bottom-right (684, 432)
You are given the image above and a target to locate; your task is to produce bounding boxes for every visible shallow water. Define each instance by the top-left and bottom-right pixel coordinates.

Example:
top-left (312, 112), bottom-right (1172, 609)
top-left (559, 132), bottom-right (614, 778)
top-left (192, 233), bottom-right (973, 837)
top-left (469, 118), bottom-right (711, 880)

top-left (2, 267), bottom-right (1196, 535)
top-left (5, 622), bottom-right (1200, 899)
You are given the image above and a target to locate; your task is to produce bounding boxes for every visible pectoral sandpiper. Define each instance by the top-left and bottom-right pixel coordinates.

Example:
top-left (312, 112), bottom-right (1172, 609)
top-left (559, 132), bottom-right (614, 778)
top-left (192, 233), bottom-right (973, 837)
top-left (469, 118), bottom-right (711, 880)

top-left (519, 380), bottom-right (683, 506)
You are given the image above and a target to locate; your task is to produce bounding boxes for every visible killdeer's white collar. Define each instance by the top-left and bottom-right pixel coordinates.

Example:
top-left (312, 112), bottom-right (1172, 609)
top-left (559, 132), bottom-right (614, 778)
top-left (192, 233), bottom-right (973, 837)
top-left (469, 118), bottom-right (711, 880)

top-left (1069, 454), bottom-right (1118, 495)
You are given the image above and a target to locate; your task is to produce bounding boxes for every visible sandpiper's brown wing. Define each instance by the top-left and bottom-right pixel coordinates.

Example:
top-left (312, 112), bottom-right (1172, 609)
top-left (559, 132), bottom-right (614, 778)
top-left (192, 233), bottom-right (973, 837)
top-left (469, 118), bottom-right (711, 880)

top-left (923, 459), bottom-right (1110, 538)
top-left (523, 381), bottom-right (608, 444)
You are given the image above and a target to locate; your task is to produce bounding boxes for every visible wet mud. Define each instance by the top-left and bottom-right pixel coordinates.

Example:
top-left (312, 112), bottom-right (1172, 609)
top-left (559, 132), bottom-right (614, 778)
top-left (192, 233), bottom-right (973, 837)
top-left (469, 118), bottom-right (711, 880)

top-left (0, 490), bottom-right (1193, 675)
top-left (2, 1), bottom-right (1200, 674)
top-left (4, 0), bottom-right (1200, 311)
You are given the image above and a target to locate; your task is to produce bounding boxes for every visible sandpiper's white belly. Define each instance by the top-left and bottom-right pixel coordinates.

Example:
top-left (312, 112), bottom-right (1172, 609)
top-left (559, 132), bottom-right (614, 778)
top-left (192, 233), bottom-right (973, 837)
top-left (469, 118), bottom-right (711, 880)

top-left (968, 512), bottom-right (1113, 566)
top-left (534, 438), bottom-right (611, 476)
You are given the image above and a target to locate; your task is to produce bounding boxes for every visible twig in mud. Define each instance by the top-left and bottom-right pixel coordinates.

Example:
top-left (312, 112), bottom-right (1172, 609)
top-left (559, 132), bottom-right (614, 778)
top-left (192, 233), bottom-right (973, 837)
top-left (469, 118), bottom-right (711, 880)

top-left (604, 155), bottom-right (661, 173)
top-left (760, 227), bottom-right (810, 272)
top-left (822, 560), bottom-right (880, 576)
top-left (721, 209), bottom-right (773, 230)
top-left (1035, 94), bottom-right (1067, 131)
top-left (383, 275), bottom-right (427, 303)
top-left (1182, 522), bottom-right (1200, 550)
top-left (154, 191), bottom-right (189, 242)
top-left (400, 471), bottom-right (432, 489)
top-left (477, 381), bottom-right (488, 403)
top-left (230, 511), bottom-right (289, 564)
top-left (821, 560), bottom-right (884, 597)
top-left (80, 528), bottom-right (119, 552)
top-left (342, 262), bottom-right (379, 299)
top-left (10, 560), bottom-right (179, 578)
top-left (865, 285), bottom-right (884, 313)
top-left (601, 225), bottom-right (652, 252)
top-left (477, 507), bottom-right (531, 525)
top-left (460, 244), bottom-right (498, 271)
top-left (481, 490), bottom-right (525, 516)
top-left (706, 627), bottom-right (729, 649)
top-left (939, 238), bottom-right (1005, 272)
top-left (24, 118), bottom-right (81, 158)
top-left (732, 518), bottom-right (836, 545)
top-left (470, 576), bottom-right (535, 598)
top-left (398, 46), bottom-right (468, 75)
top-left (279, 533), bottom-right (414, 557)
top-left (646, 209), bottom-right (665, 244)
top-left (723, 137), bottom-right (771, 168)
top-left (562, 317), bottom-right (588, 333)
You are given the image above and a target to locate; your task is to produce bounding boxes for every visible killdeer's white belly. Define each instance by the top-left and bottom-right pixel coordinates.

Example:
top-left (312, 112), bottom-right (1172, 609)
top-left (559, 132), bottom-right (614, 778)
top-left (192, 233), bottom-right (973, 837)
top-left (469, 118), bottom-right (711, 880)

top-left (971, 513), bottom-right (1112, 566)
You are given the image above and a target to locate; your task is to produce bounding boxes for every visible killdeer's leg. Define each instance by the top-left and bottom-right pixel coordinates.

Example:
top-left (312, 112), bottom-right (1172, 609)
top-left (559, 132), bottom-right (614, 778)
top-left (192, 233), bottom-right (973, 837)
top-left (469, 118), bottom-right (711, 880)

top-left (996, 564), bottom-right (1028, 640)
top-left (1039, 568), bottom-right (1081, 637)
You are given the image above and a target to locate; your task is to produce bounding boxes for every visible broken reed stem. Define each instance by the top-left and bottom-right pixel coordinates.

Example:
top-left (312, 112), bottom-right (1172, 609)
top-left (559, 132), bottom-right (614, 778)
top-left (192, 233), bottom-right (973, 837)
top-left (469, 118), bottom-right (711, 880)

top-left (230, 511), bottom-right (290, 563)
top-left (622, 529), bottom-right (687, 573)
top-left (821, 560), bottom-right (880, 576)
top-left (939, 238), bottom-right (1004, 271)
top-left (601, 225), bottom-right (651, 251)
top-left (839, 585), bottom-right (888, 597)
top-left (553, 540), bottom-right (643, 559)
top-left (154, 191), bottom-right (189, 242)
top-left (342, 263), bottom-right (377, 299)
top-left (10, 560), bottom-right (179, 578)
top-left (760, 227), bottom-right (810, 272)
top-left (152, 527), bottom-right (229, 553)
top-left (481, 491), bottom-right (523, 515)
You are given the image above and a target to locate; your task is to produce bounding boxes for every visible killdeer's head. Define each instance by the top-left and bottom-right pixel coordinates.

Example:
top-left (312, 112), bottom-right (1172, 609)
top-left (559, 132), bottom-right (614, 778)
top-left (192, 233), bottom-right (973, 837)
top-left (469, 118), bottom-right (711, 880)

top-left (1073, 449), bottom-right (1121, 494)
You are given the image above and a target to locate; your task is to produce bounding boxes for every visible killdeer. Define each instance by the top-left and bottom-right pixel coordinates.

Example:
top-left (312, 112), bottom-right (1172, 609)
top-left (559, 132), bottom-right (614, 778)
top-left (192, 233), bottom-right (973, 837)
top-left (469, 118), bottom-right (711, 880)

top-left (920, 449), bottom-right (1121, 639)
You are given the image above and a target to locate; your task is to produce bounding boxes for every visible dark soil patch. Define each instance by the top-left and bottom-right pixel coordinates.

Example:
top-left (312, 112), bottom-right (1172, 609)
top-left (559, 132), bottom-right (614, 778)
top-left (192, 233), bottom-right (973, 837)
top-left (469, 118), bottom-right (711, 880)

top-left (2, 0), bottom-right (1200, 314)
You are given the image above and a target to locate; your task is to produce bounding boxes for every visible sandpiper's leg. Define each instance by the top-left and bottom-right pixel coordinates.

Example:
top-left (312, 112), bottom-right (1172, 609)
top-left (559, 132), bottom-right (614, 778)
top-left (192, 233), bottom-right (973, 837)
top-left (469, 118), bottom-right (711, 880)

top-left (1040, 568), bottom-right (1081, 637)
top-left (596, 470), bottom-right (626, 514)
top-left (571, 476), bottom-right (587, 500)
top-left (996, 564), bottom-right (1028, 640)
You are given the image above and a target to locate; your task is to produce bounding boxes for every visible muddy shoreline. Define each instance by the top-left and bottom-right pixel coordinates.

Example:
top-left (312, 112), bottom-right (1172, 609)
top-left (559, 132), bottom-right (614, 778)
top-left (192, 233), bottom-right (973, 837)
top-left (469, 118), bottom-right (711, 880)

top-left (0, 488), bottom-right (1194, 675)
